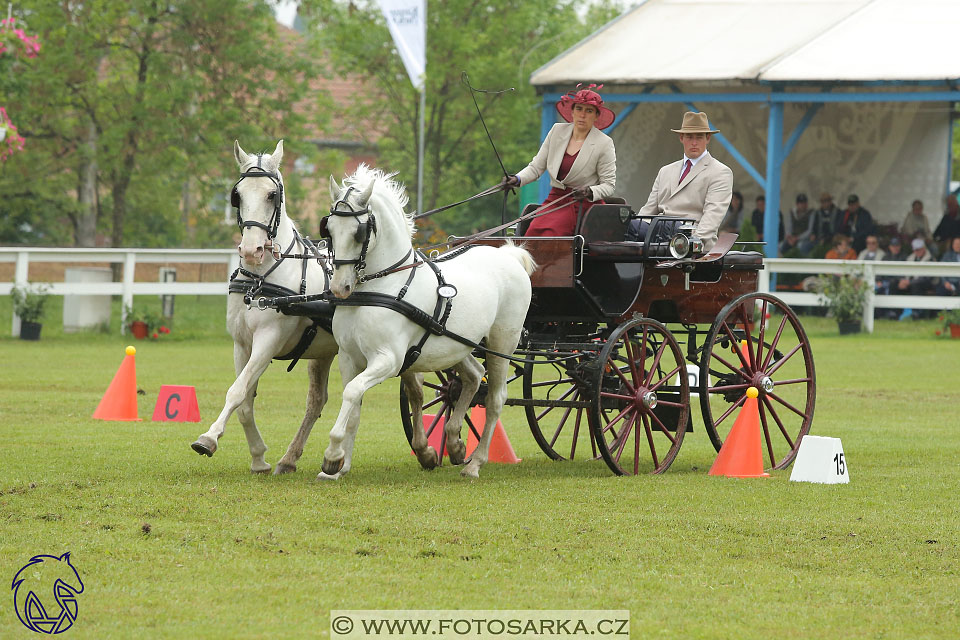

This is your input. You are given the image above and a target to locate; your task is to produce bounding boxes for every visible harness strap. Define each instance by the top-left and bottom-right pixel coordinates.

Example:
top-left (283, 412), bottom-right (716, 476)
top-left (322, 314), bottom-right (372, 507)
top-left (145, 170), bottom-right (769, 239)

top-left (399, 250), bottom-right (452, 373)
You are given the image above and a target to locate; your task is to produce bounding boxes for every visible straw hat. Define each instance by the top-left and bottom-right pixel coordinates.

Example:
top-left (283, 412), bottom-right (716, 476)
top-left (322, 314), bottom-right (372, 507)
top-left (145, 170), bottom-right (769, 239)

top-left (671, 111), bottom-right (719, 134)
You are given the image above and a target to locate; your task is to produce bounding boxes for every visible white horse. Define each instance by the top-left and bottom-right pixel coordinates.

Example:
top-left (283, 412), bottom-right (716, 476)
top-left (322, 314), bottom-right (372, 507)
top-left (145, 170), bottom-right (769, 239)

top-left (191, 140), bottom-right (338, 474)
top-left (318, 165), bottom-right (535, 479)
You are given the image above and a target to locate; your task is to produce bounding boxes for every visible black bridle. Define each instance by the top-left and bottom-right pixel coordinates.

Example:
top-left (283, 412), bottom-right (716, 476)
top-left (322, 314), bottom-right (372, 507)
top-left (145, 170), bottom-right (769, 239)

top-left (319, 186), bottom-right (378, 276)
top-left (231, 153), bottom-right (285, 241)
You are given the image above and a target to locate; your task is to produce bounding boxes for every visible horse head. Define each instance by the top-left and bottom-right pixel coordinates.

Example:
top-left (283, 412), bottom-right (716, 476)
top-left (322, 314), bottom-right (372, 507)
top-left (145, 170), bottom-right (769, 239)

top-left (233, 140), bottom-right (285, 266)
top-left (324, 165), bottom-right (412, 299)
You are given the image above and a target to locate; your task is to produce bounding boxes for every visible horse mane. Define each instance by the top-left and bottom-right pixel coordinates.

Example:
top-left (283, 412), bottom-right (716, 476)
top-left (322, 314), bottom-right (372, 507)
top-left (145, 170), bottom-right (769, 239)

top-left (343, 163), bottom-right (415, 237)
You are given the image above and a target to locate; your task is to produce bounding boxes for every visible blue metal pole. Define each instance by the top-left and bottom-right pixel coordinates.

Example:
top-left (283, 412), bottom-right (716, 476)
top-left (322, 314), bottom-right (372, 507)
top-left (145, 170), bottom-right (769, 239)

top-left (538, 96), bottom-right (554, 203)
top-left (947, 112), bottom-right (956, 197)
top-left (764, 102), bottom-right (784, 259)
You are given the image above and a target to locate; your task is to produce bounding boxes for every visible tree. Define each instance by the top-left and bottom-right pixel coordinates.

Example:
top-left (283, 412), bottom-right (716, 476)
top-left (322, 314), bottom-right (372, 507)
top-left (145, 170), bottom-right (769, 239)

top-left (299, 0), bottom-right (624, 236)
top-left (1, 1), bottom-right (331, 247)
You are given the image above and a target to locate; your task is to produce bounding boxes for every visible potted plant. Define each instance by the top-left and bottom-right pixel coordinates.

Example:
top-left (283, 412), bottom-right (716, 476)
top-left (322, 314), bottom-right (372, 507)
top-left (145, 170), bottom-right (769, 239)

top-left (11, 283), bottom-right (51, 340)
top-left (124, 305), bottom-right (169, 339)
top-left (936, 309), bottom-right (960, 339)
top-left (818, 270), bottom-right (868, 334)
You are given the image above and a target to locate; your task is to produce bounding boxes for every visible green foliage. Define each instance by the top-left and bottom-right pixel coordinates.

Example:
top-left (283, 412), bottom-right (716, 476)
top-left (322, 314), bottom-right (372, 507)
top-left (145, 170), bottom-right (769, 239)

top-left (10, 282), bottom-right (51, 323)
top-left (299, 0), bottom-right (626, 237)
top-left (1, 1), bottom-right (329, 248)
top-left (123, 304), bottom-right (166, 334)
top-left (817, 270), bottom-right (868, 324)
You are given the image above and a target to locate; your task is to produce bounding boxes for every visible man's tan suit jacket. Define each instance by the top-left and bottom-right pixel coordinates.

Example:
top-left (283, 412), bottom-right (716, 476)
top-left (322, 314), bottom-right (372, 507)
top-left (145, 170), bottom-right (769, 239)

top-left (637, 151), bottom-right (733, 250)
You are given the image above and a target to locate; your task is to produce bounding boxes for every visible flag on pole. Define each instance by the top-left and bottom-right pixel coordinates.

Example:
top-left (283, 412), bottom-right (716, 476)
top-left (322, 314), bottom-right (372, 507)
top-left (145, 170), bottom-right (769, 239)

top-left (377, 0), bottom-right (426, 90)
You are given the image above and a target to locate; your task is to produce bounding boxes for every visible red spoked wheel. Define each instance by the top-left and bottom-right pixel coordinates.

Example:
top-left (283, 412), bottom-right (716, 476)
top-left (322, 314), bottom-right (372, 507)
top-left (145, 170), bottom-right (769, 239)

top-left (522, 355), bottom-right (598, 461)
top-left (589, 318), bottom-right (689, 475)
top-left (699, 292), bottom-right (816, 470)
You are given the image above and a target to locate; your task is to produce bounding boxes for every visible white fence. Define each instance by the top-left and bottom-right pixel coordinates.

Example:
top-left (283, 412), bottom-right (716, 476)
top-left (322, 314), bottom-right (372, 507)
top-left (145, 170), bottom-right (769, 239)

top-left (3, 248), bottom-right (960, 336)
top-left (760, 258), bottom-right (960, 333)
top-left (1, 247), bottom-right (236, 336)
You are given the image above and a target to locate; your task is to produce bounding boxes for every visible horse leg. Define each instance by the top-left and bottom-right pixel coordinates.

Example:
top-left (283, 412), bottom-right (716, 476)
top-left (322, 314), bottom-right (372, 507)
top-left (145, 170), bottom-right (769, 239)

top-left (275, 354), bottom-right (334, 474)
top-left (461, 354), bottom-right (510, 479)
top-left (192, 336), bottom-right (281, 473)
top-left (401, 371), bottom-right (438, 469)
top-left (318, 354), bottom-right (396, 480)
top-left (443, 357), bottom-right (484, 466)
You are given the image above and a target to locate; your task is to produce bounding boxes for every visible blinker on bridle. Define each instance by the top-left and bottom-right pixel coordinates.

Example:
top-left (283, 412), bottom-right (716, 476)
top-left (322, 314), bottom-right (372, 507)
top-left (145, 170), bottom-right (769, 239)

top-left (231, 152), bottom-right (284, 242)
top-left (320, 186), bottom-right (378, 274)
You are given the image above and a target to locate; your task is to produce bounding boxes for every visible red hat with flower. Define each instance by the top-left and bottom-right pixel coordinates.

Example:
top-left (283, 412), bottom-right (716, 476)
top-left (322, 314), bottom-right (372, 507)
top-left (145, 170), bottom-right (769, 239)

top-left (556, 83), bottom-right (616, 130)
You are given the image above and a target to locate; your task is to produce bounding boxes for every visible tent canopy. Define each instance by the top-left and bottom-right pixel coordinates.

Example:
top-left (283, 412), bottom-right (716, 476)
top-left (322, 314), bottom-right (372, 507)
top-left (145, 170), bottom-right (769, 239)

top-left (527, 0), bottom-right (960, 256)
top-left (533, 0), bottom-right (960, 85)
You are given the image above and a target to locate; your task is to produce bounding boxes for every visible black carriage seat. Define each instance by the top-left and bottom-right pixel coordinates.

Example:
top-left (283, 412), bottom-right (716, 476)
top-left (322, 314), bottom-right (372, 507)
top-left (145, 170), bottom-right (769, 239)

top-left (585, 215), bottom-right (695, 260)
top-left (722, 250), bottom-right (764, 269)
top-left (516, 196), bottom-right (627, 237)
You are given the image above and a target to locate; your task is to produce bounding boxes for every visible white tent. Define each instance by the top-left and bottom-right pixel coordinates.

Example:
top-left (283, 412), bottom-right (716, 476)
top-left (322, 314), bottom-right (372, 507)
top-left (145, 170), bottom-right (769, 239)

top-left (528, 0), bottom-right (960, 251)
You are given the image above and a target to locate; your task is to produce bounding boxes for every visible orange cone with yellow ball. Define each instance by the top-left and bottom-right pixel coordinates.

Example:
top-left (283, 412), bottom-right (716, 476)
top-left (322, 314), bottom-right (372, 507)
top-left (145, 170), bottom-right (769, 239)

top-left (92, 346), bottom-right (142, 421)
top-left (708, 386), bottom-right (769, 477)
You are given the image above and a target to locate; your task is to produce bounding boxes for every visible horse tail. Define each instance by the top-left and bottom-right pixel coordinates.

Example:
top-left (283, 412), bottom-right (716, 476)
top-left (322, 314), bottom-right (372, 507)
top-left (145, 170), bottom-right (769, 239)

top-left (498, 240), bottom-right (537, 276)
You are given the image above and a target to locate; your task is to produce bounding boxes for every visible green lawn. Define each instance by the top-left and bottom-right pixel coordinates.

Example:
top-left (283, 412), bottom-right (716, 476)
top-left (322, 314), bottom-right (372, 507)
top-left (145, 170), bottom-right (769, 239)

top-left (1, 296), bottom-right (958, 638)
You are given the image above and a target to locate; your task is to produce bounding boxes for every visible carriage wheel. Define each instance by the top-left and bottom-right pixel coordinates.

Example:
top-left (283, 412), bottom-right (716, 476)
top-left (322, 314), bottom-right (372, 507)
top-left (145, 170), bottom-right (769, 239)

top-left (523, 356), bottom-right (598, 461)
top-left (699, 292), bottom-right (816, 470)
top-left (589, 318), bottom-right (689, 475)
top-left (399, 365), bottom-right (523, 461)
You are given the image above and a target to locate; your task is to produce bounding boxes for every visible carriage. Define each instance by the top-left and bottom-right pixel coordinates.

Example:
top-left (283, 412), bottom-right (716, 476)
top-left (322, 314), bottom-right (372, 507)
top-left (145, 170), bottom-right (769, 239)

top-left (398, 199), bottom-right (816, 476)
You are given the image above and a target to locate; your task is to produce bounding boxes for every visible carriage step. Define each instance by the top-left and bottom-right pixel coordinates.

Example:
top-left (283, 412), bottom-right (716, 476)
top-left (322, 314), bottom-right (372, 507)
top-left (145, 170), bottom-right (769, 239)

top-left (504, 398), bottom-right (591, 408)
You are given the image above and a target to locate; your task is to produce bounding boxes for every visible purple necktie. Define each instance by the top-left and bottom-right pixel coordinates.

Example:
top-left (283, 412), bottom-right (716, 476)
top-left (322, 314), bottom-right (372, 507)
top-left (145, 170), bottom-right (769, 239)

top-left (679, 159), bottom-right (692, 184)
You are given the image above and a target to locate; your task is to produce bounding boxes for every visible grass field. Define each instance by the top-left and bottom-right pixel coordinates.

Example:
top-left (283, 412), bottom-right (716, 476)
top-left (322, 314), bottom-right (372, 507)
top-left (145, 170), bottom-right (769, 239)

top-left (1, 296), bottom-right (958, 638)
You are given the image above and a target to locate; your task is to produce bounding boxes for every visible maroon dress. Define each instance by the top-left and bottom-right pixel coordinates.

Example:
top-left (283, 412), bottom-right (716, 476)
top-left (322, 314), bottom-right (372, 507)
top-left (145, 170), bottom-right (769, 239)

top-left (523, 151), bottom-right (602, 237)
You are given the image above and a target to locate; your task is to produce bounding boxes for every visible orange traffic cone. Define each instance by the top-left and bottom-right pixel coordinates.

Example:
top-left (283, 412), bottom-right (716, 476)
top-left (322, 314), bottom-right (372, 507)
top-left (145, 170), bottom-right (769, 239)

top-left (708, 387), bottom-right (769, 477)
top-left (737, 339), bottom-right (751, 367)
top-left (465, 406), bottom-right (521, 463)
top-left (92, 346), bottom-right (142, 421)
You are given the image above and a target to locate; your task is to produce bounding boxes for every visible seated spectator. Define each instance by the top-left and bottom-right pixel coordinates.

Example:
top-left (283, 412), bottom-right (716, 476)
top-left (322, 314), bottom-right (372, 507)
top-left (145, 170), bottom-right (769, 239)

top-left (937, 236), bottom-right (960, 296)
top-left (720, 190), bottom-right (745, 234)
top-left (824, 234), bottom-right (857, 260)
top-left (858, 234), bottom-right (885, 260)
top-left (896, 238), bottom-right (935, 296)
top-left (900, 199), bottom-right (933, 249)
top-left (782, 193), bottom-right (816, 255)
top-left (811, 192), bottom-right (840, 246)
top-left (883, 236), bottom-right (906, 261)
top-left (933, 194), bottom-right (960, 252)
top-left (751, 194), bottom-right (784, 243)
top-left (836, 194), bottom-right (875, 253)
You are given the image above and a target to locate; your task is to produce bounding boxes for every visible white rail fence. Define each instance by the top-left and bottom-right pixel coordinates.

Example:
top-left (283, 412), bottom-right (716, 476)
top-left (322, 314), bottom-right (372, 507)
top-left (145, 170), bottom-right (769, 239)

top-left (2, 248), bottom-right (959, 336)
top-left (760, 258), bottom-right (960, 333)
top-left (1, 247), bottom-right (236, 336)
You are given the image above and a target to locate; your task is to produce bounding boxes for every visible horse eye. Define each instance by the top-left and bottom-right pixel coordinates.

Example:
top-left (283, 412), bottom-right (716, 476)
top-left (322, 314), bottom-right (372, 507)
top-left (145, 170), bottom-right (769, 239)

top-left (267, 191), bottom-right (276, 201)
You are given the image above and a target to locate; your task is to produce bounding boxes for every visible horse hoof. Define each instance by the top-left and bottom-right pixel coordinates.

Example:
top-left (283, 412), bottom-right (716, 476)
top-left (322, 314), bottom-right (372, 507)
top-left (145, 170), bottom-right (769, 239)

top-left (321, 457), bottom-right (345, 476)
top-left (191, 436), bottom-right (216, 457)
top-left (460, 463), bottom-right (480, 479)
top-left (316, 471), bottom-right (341, 481)
top-left (447, 440), bottom-right (466, 466)
top-left (416, 446), bottom-right (440, 470)
top-left (251, 465), bottom-right (271, 475)
top-left (273, 462), bottom-right (297, 475)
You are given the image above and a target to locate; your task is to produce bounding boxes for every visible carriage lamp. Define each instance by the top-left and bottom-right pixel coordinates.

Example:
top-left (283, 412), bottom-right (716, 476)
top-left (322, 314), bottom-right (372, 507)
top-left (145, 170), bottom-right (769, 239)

top-left (669, 224), bottom-right (703, 259)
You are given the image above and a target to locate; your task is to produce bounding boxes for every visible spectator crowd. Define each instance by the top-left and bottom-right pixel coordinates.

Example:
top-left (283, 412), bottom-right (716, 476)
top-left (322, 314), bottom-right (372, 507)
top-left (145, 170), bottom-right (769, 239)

top-left (720, 190), bottom-right (960, 317)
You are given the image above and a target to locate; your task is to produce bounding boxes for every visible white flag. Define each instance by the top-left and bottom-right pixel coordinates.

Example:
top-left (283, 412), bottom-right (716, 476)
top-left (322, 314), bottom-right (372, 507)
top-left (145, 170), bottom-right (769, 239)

top-left (377, 0), bottom-right (426, 91)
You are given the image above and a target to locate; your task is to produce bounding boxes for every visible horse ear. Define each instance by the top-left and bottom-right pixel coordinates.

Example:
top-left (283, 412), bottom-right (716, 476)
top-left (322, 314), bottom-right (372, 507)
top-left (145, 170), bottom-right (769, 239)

top-left (357, 180), bottom-right (375, 208)
top-left (272, 139), bottom-right (284, 165)
top-left (329, 175), bottom-right (340, 202)
top-left (234, 140), bottom-right (249, 167)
